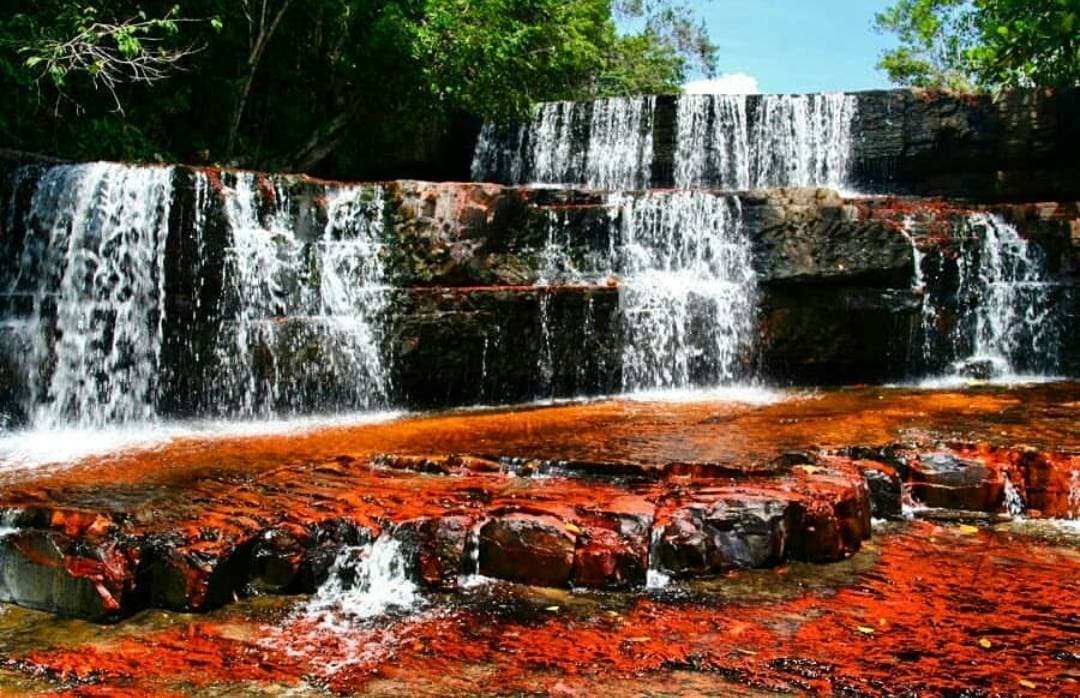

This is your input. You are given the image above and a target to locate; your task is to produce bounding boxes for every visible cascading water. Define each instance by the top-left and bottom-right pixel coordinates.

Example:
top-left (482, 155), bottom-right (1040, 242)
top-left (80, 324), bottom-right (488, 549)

top-left (471, 97), bottom-right (656, 190)
top-left (1003, 477), bottom-right (1025, 518)
top-left (919, 213), bottom-right (1062, 380)
top-left (614, 191), bottom-right (756, 391)
top-left (305, 534), bottom-right (420, 623)
top-left (532, 190), bottom-right (757, 393)
top-left (15, 163), bottom-right (173, 428)
top-left (674, 93), bottom-right (857, 190)
top-left (208, 173), bottom-right (392, 416)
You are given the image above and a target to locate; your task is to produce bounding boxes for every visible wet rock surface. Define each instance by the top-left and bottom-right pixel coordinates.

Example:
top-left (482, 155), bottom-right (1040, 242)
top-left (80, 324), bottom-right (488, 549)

top-left (0, 384), bottom-right (1075, 621)
top-left (0, 386), bottom-right (1073, 693)
top-left (1, 520), bottom-right (1077, 696)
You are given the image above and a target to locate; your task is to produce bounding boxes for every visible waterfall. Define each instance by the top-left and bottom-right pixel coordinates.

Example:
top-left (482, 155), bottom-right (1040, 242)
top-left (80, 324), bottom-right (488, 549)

top-left (533, 191), bottom-right (757, 392)
top-left (471, 97), bottom-right (656, 190)
top-left (614, 191), bottom-right (756, 391)
top-left (209, 173), bottom-right (392, 416)
top-left (645, 529), bottom-right (672, 590)
top-left (674, 93), bottom-right (857, 190)
top-left (900, 217), bottom-right (942, 366)
top-left (473, 93), bottom-right (855, 191)
top-left (305, 534), bottom-right (420, 623)
top-left (18, 163), bottom-right (173, 427)
top-left (675, 93), bottom-right (751, 190)
top-left (922, 214), bottom-right (1063, 379)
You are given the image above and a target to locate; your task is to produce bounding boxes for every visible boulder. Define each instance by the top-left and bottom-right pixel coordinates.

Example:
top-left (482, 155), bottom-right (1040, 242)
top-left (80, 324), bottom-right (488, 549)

top-left (396, 515), bottom-right (473, 590)
top-left (652, 495), bottom-right (792, 578)
top-left (1016, 451), bottom-right (1080, 519)
top-left (571, 507), bottom-right (652, 589)
top-left (909, 453), bottom-right (1005, 512)
top-left (146, 537), bottom-right (253, 612)
top-left (478, 514), bottom-right (576, 587)
top-left (859, 461), bottom-right (904, 519)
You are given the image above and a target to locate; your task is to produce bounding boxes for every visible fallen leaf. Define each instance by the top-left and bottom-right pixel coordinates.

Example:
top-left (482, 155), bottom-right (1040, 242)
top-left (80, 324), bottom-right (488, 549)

top-left (958, 524), bottom-right (980, 536)
top-left (625, 637), bottom-right (651, 643)
top-left (544, 606), bottom-right (560, 613)
top-left (1019, 679), bottom-right (1037, 689)
top-left (978, 638), bottom-right (992, 649)
top-left (856, 626), bottom-right (875, 635)
top-left (564, 522), bottom-right (582, 534)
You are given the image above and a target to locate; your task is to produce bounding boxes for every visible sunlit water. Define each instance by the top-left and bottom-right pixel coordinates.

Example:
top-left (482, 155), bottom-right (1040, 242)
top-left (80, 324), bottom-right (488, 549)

top-left (0, 410), bottom-right (404, 473)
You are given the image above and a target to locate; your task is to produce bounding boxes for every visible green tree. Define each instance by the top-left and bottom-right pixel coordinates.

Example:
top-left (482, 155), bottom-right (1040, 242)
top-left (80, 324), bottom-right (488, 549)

top-left (0, 0), bottom-right (716, 176)
top-left (875, 0), bottom-right (1080, 90)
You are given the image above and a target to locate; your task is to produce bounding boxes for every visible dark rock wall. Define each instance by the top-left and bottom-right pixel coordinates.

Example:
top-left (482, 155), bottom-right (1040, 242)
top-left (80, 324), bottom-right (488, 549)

top-left (850, 89), bottom-right (1080, 202)
top-left (1, 152), bottom-right (1078, 422)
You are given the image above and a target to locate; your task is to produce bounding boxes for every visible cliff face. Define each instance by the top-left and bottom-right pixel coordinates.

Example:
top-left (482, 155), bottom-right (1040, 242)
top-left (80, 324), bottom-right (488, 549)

top-left (849, 89), bottom-right (1080, 201)
top-left (2, 151), bottom-right (1077, 426)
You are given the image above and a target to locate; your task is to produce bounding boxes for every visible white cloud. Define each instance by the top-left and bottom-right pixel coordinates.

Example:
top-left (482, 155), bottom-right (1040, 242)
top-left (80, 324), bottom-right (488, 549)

top-left (682, 73), bottom-right (760, 95)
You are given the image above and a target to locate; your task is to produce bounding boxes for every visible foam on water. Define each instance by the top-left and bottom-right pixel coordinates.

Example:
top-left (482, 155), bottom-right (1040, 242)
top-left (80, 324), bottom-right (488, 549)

top-left (621, 385), bottom-right (783, 405)
top-left (305, 534), bottom-right (421, 627)
top-left (1003, 477), bottom-right (1025, 518)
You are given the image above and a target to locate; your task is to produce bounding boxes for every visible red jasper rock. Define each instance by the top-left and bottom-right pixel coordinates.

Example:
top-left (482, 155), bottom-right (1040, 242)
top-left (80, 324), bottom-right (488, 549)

top-left (247, 524), bottom-right (313, 594)
top-left (478, 513), bottom-right (576, 587)
top-left (909, 452), bottom-right (1005, 511)
top-left (857, 460), bottom-right (903, 519)
top-left (147, 537), bottom-right (254, 612)
top-left (1017, 451), bottom-right (1080, 518)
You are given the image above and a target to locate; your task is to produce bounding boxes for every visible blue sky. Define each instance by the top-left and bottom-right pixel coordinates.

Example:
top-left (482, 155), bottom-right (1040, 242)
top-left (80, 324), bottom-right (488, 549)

top-left (683, 1), bottom-right (898, 94)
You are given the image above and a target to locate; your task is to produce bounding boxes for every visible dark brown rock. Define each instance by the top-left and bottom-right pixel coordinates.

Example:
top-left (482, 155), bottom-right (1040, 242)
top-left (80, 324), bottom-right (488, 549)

top-left (396, 515), bottom-right (473, 590)
top-left (146, 538), bottom-right (253, 612)
top-left (478, 514), bottom-right (576, 587)
top-left (652, 495), bottom-right (793, 578)
top-left (858, 460), bottom-right (904, 519)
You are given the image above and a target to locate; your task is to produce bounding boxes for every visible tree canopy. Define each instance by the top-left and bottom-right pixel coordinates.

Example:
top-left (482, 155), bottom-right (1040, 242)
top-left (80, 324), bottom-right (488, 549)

top-left (0, 1), bottom-right (714, 177)
top-left (875, 0), bottom-right (1080, 91)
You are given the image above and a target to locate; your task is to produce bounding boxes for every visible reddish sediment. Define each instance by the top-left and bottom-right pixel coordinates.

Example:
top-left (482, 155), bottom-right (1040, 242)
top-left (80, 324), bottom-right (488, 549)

top-left (3, 522), bottom-right (1077, 696)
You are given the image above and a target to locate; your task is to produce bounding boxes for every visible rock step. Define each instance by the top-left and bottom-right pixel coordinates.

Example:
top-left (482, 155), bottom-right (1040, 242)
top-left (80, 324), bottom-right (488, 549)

top-left (0, 441), bottom-right (1074, 621)
top-left (0, 453), bottom-right (876, 621)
